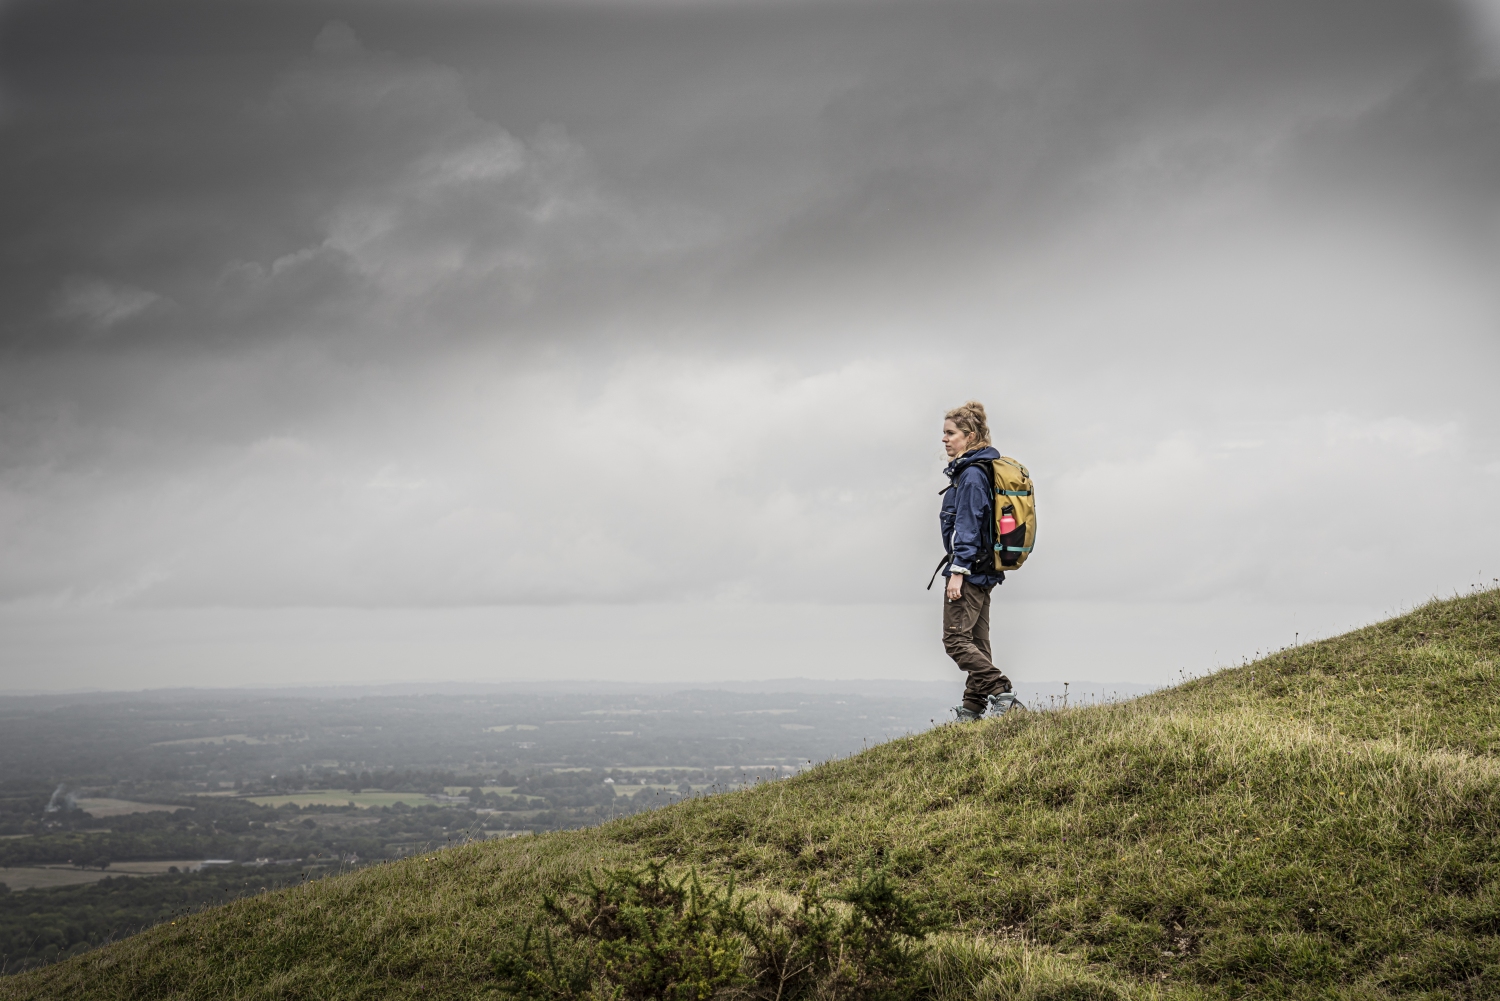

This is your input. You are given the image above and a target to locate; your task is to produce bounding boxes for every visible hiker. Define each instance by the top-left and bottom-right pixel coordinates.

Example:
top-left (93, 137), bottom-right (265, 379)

top-left (938, 401), bottom-right (1019, 722)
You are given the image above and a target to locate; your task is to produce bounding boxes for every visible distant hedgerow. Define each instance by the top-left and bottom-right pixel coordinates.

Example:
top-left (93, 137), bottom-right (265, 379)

top-left (490, 864), bottom-right (935, 1000)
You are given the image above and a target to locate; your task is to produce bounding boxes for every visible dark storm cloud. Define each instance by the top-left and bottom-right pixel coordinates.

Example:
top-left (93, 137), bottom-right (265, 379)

top-left (0, 3), bottom-right (695, 355)
top-left (0, 0), bottom-right (1489, 355)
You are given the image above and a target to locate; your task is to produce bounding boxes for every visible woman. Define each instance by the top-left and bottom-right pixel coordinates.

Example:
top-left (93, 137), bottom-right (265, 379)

top-left (939, 401), bottom-right (1018, 722)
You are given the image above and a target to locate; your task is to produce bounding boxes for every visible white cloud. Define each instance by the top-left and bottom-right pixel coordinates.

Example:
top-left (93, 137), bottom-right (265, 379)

top-left (1038, 412), bottom-right (1493, 604)
top-left (1323, 414), bottom-right (1461, 456)
top-left (8, 189), bottom-right (1500, 617)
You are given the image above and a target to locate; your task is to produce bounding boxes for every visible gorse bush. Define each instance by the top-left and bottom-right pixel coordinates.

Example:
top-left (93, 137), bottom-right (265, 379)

top-left (491, 864), bottom-right (935, 1000)
top-left (741, 868), bottom-right (934, 1000)
top-left (492, 866), bottom-right (747, 1000)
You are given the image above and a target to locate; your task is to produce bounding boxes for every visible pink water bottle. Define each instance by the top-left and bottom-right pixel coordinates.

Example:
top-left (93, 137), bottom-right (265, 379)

top-left (999, 513), bottom-right (1017, 536)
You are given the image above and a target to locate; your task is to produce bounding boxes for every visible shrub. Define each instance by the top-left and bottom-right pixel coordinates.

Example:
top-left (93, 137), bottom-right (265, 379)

top-left (492, 865), bottom-right (747, 1000)
top-left (491, 865), bottom-right (935, 1000)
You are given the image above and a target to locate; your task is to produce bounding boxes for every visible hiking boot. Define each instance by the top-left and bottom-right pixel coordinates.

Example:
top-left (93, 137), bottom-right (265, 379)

top-left (987, 691), bottom-right (1023, 716)
top-left (951, 704), bottom-right (985, 723)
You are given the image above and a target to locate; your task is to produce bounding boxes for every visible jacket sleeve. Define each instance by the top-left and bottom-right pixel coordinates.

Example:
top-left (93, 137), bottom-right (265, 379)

top-left (948, 467), bottom-right (990, 575)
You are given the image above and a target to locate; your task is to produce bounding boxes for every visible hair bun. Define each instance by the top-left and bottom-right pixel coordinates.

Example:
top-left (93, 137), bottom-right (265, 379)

top-left (944, 400), bottom-right (990, 448)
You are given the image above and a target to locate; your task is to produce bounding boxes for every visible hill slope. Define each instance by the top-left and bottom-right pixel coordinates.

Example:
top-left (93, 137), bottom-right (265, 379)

top-left (4, 589), bottom-right (1499, 1000)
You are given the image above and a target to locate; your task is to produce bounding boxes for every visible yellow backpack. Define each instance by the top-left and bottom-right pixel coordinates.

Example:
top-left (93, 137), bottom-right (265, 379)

top-left (927, 456), bottom-right (1038, 589)
top-left (985, 456), bottom-right (1036, 570)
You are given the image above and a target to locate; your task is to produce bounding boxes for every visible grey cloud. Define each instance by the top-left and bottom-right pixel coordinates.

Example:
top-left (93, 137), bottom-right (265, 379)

top-left (3, 0), bottom-right (1489, 357)
top-left (0, 0), bottom-right (1496, 688)
top-left (51, 277), bottom-right (164, 332)
top-left (1459, 0), bottom-right (1500, 69)
top-left (0, 5), bottom-right (698, 356)
top-left (1289, 64), bottom-right (1500, 226)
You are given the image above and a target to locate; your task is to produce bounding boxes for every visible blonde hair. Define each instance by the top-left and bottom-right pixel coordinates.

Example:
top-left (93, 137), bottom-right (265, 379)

top-left (944, 400), bottom-right (991, 449)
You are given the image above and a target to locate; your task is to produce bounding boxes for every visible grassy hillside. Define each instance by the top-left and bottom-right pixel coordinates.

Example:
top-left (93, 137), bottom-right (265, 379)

top-left (5, 589), bottom-right (1499, 1000)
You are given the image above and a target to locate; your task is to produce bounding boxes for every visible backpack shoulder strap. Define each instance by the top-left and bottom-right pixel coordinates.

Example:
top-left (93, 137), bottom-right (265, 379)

top-left (926, 553), bottom-right (951, 591)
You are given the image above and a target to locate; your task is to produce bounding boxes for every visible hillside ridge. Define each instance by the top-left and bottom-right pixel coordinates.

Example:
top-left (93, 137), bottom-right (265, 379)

top-left (4, 588), bottom-right (1499, 1000)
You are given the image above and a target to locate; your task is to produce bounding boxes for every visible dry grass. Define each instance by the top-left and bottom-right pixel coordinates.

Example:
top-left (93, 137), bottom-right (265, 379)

top-left (5, 589), bottom-right (1498, 1000)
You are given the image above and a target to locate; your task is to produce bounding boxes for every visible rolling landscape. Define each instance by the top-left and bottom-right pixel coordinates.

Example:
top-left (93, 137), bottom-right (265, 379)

top-left (5, 681), bottom-right (1072, 974)
top-left (4, 0), bottom-right (1497, 996)
top-left (3, 588), bottom-right (1496, 998)
top-left (0, 676), bottom-right (1139, 974)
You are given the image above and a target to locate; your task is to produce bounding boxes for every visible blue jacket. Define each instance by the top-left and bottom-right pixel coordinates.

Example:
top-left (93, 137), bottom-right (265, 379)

top-left (940, 446), bottom-right (1005, 589)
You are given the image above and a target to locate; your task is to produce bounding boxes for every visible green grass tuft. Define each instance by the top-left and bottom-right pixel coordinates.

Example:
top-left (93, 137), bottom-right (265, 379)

top-left (5, 589), bottom-right (1499, 999)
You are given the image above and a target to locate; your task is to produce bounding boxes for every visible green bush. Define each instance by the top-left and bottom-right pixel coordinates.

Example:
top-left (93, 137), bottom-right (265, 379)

top-left (491, 865), bottom-right (935, 1000)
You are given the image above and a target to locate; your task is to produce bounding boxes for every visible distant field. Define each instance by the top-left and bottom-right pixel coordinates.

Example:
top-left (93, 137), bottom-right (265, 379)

top-left (586, 764), bottom-right (793, 773)
top-left (243, 791), bottom-right (424, 809)
top-left (0, 861), bottom-right (202, 891)
top-left (440, 786), bottom-right (514, 796)
top-left (73, 799), bottom-right (183, 818)
top-left (148, 734), bottom-right (266, 747)
top-left (612, 783), bottom-right (713, 799)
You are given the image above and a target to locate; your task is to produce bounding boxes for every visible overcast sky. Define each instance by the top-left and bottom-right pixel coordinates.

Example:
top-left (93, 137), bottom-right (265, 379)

top-left (1, 0), bottom-right (1497, 693)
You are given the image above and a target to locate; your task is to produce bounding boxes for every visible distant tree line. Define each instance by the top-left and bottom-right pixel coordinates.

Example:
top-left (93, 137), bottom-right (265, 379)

top-left (0, 864), bottom-right (315, 975)
top-left (0, 800), bottom-right (485, 869)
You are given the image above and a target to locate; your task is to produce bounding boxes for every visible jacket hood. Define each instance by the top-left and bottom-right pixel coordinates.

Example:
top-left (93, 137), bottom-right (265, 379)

top-left (944, 445), bottom-right (1000, 480)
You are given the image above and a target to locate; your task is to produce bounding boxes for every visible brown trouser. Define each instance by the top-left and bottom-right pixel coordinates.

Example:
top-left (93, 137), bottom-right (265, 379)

top-left (943, 577), bottom-right (1011, 712)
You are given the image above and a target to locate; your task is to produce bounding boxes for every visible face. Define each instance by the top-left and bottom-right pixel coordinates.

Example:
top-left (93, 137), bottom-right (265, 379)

top-left (942, 419), bottom-right (972, 458)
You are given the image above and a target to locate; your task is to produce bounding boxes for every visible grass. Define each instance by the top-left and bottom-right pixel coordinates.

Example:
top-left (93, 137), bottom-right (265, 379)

top-left (4, 589), bottom-right (1499, 1000)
